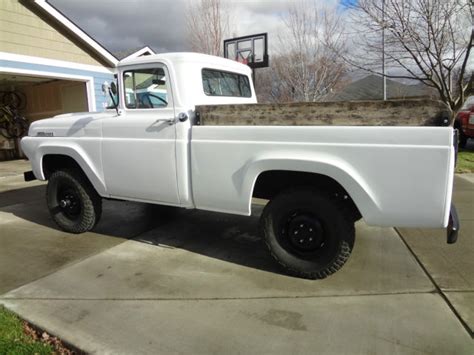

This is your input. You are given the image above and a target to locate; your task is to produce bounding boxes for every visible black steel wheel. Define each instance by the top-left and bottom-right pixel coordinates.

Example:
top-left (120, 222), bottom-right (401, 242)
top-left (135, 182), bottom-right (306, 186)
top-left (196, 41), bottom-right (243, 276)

top-left (260, 188), bottom-right (355, 279)
top-left (47, 169), bottom-right (102, 233)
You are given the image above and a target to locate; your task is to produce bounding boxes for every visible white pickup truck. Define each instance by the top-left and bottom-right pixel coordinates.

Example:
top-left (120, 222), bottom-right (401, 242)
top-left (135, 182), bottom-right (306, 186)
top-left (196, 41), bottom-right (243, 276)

top-left (21, 53), bottom-right (459, 279)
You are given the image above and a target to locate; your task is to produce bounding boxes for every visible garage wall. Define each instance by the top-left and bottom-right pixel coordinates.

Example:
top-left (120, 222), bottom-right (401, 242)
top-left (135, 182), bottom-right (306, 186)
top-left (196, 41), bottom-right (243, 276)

top-left (0, 0), bottom-right (104, 67)
top-left (22, 80), bottom-right (88, 121)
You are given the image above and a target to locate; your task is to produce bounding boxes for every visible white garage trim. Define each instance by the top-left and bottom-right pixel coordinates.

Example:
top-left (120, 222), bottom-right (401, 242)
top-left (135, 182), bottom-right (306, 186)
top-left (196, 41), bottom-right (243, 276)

top-left (0, 51), bottom-right (115, 74)
top-left (0, 67), bottom-right (96, 111)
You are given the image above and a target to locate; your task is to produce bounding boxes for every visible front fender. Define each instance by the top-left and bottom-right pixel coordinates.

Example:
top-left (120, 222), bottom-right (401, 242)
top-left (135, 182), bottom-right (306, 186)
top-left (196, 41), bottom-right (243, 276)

top-left (21, 137), bottom-right (106, 196)
top-left (238, 153), bottom-right (380, 223)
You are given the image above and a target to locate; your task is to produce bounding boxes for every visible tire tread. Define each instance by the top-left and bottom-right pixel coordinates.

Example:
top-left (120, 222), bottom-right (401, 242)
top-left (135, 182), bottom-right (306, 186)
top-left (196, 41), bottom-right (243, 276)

top-left (260, 188), bottom-right (355, 280)
top-left (47, 169), bottom-right (102, 233)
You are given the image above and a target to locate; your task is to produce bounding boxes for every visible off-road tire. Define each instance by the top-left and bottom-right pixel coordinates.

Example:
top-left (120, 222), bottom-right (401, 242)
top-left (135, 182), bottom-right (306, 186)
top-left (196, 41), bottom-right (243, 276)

top-left (47, 169), bottom-right (102, 233)
top-left (260, 188), bottom-right (355, 279)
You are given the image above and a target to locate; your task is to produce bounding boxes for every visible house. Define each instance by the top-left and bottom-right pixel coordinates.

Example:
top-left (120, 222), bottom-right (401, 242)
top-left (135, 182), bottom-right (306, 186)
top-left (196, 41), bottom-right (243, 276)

top-left (0, 0), bottom-right (118, 160)
top-left (325, 75), bottom-right (436, 102)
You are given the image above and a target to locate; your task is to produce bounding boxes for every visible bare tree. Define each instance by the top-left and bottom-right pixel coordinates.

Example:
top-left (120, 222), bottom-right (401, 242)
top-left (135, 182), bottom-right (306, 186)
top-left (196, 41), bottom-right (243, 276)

top-left (345, 0), bottom-right (473, 112)
top-left (271, 1), bottom-right (348, 102)
top-left (185, 0), bottom-right (230, 56)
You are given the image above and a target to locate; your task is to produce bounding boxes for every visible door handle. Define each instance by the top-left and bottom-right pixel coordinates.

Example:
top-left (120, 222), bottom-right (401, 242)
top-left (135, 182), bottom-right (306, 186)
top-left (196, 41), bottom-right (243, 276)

top-left (153, 117), bottom-right (175, 125)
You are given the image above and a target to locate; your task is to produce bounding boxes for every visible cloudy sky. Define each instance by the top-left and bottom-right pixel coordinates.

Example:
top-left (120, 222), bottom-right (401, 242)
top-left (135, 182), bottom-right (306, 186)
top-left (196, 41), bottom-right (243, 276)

top-left (49, 0), bottom-right (350, 56)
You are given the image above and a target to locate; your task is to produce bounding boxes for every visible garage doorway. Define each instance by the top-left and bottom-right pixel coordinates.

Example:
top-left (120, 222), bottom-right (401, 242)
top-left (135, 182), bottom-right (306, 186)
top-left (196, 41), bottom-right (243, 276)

top-left (0, 73), bottom-right (89, 161)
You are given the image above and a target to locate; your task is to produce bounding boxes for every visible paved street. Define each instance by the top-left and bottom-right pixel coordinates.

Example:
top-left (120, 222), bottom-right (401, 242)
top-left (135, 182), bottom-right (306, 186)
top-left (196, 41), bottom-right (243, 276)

top-left (0, 160), bottom-right (473, 354)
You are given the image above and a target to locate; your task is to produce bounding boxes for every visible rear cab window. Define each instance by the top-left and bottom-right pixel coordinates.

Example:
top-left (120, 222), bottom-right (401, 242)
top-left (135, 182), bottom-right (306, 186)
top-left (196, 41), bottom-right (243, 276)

top-left (202, 68), bottom-right (251, 97)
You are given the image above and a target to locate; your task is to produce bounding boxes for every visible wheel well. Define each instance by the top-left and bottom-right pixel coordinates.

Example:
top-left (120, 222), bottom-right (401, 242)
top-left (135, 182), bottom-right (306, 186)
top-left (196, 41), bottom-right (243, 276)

top-left (42, 155), bottom-right (83, 180)
top-left (253, 170), bottom-right (361, 220)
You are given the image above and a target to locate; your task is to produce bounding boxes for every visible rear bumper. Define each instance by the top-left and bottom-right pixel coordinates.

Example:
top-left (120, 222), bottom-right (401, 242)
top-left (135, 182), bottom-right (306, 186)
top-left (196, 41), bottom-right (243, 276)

top-left (447, 204), bottom-right (459, 244)
top-left (447, 130), bottom-right (460, 244)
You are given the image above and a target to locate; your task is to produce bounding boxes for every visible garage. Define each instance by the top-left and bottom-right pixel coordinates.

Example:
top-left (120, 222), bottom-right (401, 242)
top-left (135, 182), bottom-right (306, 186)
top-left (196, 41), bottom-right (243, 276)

top-left (0, 0), bottom-right (118, 161)
top-left (0, 73), bottom-right (90, 160)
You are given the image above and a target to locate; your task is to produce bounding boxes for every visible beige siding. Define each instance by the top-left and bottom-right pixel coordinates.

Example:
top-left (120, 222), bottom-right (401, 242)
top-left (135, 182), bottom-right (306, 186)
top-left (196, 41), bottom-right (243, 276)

top-left (0, 0), bottom-right (105, 66)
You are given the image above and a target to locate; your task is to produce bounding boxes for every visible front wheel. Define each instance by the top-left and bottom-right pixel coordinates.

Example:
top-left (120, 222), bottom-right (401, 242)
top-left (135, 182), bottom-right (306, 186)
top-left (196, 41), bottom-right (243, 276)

top-left (47, 169), bottom-right (102, 233)
top-left (260, 188), bottom-right (355, 279)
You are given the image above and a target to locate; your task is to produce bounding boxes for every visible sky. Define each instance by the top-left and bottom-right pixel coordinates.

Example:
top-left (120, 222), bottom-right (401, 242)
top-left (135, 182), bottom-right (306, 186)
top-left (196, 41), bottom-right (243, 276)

top-left (49, 0), bottom-right (350, 57)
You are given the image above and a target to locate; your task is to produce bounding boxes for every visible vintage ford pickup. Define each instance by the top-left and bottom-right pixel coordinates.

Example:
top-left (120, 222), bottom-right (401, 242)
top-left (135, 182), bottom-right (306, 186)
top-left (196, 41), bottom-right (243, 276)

top-left (21, 53), bottom-right (459, 279)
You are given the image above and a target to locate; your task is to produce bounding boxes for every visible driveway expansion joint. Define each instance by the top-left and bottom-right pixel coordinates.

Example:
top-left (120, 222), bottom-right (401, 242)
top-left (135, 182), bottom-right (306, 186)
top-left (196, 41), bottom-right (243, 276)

top-left (395, 227), bottom-right (474, 338)
top-left (0, 290), bottom-right (438, 302)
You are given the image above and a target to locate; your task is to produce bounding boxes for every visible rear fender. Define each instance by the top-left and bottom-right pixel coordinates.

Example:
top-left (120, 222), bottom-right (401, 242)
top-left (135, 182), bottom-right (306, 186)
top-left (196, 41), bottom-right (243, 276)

top-left (241, 154), bottom-right (380, 222)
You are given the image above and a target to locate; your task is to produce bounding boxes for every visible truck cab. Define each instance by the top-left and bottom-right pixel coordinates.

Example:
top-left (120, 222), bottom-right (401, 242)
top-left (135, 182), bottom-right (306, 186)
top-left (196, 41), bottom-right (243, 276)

top-left (104, 53), bottom-right (256, 206)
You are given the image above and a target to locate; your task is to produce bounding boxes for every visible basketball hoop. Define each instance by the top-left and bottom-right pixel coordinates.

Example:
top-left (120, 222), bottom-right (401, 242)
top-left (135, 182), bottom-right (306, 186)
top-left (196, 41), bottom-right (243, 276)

top-left (223, 33), bottom-right (269, 69)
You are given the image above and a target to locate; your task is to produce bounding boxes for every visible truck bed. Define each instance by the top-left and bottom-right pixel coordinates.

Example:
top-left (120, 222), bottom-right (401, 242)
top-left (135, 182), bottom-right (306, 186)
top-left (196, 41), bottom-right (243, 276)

top-left (195, 99), bottom-right (451, 127)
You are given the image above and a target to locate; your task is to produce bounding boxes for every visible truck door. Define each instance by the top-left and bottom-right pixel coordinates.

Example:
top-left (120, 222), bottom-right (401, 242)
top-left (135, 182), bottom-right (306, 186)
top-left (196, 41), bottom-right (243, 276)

top-left (101, 64), bottom-right (180, 204)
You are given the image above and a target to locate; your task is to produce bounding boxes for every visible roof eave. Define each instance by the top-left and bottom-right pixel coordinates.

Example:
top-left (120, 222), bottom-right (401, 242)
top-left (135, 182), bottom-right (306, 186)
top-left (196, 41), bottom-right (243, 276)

top-left (31, 0), bottom-right (118, 67)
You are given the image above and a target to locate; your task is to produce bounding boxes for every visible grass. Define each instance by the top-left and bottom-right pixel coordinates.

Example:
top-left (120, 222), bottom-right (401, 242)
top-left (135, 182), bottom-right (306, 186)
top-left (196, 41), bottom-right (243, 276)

top-left (456, 149), bottom-right (474, 173)
top-left (0, 305), bottom-right (53, 355)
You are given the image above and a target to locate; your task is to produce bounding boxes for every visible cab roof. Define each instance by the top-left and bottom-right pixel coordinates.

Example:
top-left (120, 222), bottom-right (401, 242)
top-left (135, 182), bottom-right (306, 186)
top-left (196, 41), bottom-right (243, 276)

top-left (117, 52), bottom-right (251, 74)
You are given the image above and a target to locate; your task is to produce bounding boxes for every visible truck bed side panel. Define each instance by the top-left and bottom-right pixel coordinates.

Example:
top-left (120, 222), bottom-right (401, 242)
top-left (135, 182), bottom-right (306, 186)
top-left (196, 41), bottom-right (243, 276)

top-left (190, 126), bottom-right (454, 228)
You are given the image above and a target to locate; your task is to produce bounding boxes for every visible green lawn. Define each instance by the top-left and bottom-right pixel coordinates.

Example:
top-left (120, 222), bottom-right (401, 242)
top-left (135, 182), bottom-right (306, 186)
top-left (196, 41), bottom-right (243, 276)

top-left (456, 150), bottom-right (474, 173)
top-left (0, 305), bottom-right (53, 355)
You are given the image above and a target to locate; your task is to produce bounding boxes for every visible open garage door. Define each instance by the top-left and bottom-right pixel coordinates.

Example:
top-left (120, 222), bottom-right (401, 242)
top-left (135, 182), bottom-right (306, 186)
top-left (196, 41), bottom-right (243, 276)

top-left (0, 73), bottom-right (89, 161)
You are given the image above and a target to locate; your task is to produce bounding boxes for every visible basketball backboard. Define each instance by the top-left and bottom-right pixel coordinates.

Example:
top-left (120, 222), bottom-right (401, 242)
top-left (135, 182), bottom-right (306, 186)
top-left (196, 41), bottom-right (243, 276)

top-left (224, 33), bottom-right (269, 69)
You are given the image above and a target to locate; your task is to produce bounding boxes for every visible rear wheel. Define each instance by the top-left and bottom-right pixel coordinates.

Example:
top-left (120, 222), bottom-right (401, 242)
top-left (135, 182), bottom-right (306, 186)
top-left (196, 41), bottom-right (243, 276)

top-left (46, 169), bottom-right (102, 233)
top-left (260, 188), bottom-right (355, 279)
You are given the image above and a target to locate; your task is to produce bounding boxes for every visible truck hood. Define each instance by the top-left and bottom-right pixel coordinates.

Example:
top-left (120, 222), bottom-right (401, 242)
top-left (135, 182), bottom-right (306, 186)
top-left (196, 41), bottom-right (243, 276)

top-left (28, 111), bottom-right (117, 138)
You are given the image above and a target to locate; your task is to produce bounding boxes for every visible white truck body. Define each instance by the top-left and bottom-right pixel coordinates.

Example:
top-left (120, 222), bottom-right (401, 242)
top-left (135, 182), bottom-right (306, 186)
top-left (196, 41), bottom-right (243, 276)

top-left (20, 52), bottom-right (458, 279)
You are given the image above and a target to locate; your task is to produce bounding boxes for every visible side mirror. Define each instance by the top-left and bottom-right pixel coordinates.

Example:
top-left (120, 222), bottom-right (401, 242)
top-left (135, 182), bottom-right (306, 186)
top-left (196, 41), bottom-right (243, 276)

top-left (101, 81), bottom-right (109, 94)
top-left (102, 81), bottom-right (118, 96)
top-left (110, 82), bottom-right (118, 95)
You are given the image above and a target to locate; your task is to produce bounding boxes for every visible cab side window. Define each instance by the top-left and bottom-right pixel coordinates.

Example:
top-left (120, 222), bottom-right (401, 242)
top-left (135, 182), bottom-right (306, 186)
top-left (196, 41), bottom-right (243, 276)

top-left (123, 67), bottom-right (169, 109)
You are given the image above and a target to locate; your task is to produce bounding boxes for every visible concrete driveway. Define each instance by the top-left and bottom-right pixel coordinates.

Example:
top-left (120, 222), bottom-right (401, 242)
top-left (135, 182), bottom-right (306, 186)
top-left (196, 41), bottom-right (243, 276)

top-left (0, 160), bottom-right (473, 354)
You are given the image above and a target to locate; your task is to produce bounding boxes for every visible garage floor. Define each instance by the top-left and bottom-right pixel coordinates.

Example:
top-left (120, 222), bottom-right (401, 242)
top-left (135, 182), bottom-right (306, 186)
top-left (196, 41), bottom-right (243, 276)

top-left (0, 161), bottom-right (473, 354)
